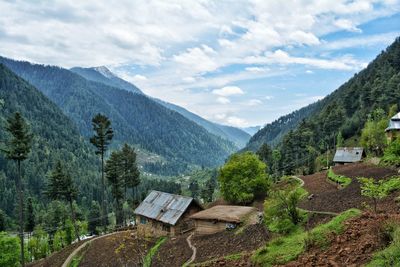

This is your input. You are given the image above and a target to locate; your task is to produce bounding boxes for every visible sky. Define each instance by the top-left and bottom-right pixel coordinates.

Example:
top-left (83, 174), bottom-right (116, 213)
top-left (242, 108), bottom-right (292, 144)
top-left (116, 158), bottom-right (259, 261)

top-left (0, 1), bottom-right (399, 128)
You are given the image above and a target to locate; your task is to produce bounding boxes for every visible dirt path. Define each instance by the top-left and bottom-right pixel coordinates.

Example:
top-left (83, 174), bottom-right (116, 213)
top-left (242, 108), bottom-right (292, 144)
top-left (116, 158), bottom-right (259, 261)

top-left (61, 233), bottom-right (114, 267)
top-left (184, 233), bottom-right (197, 266)
top-left (292, 175), bottom-right (304, 187)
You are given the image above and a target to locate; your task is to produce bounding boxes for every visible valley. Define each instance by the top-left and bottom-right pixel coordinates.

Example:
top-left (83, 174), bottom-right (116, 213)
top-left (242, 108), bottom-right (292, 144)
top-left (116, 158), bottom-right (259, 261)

top-left (0, 2), bottom-right (400, 266)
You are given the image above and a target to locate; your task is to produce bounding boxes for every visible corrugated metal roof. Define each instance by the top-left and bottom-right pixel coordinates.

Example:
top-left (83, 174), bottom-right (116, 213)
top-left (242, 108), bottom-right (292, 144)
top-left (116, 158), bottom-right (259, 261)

top-left (134, 191), bottom-right (195, 225)
top-left (391, 112), bottom-right (400, 121)
top-left (333, 147), bottom-right (364, 163)
top-left (386, 116), bottom-right (400, 131)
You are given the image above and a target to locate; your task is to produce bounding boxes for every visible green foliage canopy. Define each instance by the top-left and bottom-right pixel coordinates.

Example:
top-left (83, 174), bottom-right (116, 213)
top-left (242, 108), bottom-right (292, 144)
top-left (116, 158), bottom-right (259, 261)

top-left (218, 152), bottom-right (271, 204)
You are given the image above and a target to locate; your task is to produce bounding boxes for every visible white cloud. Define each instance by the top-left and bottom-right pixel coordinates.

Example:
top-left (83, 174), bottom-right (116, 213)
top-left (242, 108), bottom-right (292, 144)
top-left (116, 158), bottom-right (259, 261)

top-left (212, 86), bottom-right (244, 96)
top-left (334, 19), bottom-right (362, 32)
top-left (225, 116), bottom-right (248, 127)
top-left (264, 95), bottom-right (274, 100)
top-left (173, 45), bottom-right (218, 73)
top-left (216, 97), bottom-right (231, 104)
top-left (245, 99), bottom-right (263, 106)
top-left (0, 0), bottom-right (399, 126)
top-left (132, 74), bottom-right (148, 82)
top-left (306, 70), bottom-right (314, 74)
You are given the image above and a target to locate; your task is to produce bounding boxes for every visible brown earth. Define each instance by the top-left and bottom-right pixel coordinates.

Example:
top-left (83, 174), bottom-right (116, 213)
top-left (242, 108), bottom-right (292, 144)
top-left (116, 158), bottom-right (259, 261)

top-left (26, 239), bottom-right (90, 267)
top-left (299, 163), bottom-right (399, 213)
top-left (151, 233), bottom-right (192, 267)
top-left (192, 224), bottom-right (269, 264)
top-left (285, 212), bottom-right (400, 267)
top-left (78, 230), bottom-right (157, 267)
top-left (193, 252), bottom-right (256, 267)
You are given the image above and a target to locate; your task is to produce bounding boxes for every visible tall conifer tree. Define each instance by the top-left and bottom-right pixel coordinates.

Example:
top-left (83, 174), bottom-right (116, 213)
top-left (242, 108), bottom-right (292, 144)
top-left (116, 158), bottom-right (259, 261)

top-left (3, 112), bottom-right (33, 267)
top-left (90, 114), bottom-right (113, 231)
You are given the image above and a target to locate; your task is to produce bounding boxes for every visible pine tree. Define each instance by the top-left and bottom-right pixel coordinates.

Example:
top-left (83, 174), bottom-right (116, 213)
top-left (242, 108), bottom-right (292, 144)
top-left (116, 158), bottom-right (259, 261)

top-left (46, 161), bottom-right (80, 241)
top-left (90, 114), bottom-right (113, 232)
top-left (25, 197), bottom-right (35, 233)
top-left (88, 201), bottom-right (101, 235)
top-left (120, 144), bottom-right (140, 202)
top-left (2, 112), bottom-right (33, 267)
top-left (105, 151), bottom-right (124, 225)
top-left (0, 209), bottom-right (6, 231)
top-left (336, 131), bottom-right (344, 148)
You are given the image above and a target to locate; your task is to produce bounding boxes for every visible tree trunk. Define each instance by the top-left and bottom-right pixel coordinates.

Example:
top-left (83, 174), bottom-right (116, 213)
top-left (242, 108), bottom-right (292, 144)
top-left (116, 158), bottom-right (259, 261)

top-left (17, 160), bottom-right (25, 267)
top-left (101, 152), bottom-right (106, 233)
top-left (69, 199), bottom-right (80, 241)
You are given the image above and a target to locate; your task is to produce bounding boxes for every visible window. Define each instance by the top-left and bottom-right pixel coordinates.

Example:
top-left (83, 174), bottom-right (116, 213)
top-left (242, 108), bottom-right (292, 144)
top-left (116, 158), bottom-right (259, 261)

top-left (140, 216), bottom-right (147, 224)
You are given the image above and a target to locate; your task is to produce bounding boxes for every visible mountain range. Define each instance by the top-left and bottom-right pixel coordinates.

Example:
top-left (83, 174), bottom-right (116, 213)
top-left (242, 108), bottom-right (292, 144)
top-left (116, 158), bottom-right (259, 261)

top-left (0, 57), bottom-right (244, 175)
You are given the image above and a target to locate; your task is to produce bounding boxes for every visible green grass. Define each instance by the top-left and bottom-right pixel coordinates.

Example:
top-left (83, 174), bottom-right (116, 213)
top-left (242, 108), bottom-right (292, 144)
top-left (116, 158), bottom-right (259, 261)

top-left (381, 177), bottom-right (400, 194)
top-left (327, 168), bottom-right (352, 187)
top-left (67, 242), bottom-right (89, 267)
top-left (366, 222), bottom-right (400, 267)
top-left (143, 237), bottom-right (167, 267)
top-left (252, 208), bottom-right (361, 266)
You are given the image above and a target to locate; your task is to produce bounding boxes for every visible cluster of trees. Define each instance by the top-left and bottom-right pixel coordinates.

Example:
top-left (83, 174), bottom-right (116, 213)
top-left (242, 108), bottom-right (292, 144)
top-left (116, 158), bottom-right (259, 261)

top-left (0, 101), bottom-right (141, 265)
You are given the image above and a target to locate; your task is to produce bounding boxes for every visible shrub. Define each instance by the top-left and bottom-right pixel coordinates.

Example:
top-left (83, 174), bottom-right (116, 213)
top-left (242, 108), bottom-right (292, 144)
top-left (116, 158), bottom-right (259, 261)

top-left (264, 187), bottom-right (308, 234)
top-left (381, 139), bottom-right (400, 167)
top-left (253, 209), bottom-right (361, 266)
top-left (0, 232), bottom-right (20, 267)
top-left (367, 222), bottom-right (400, 266)
top-left (327, 168), bottom-right (352, 187)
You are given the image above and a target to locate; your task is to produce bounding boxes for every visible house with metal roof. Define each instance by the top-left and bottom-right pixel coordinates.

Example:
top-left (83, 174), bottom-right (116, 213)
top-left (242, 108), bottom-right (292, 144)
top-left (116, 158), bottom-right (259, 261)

top-left (134, 191), bottom-right (202, 236)
top-left (190, 205), bottom-right (258, 235)
top-left (333, 147), bottom-right (365, 165)
top-left (385, 112), bottom-right (400, 141)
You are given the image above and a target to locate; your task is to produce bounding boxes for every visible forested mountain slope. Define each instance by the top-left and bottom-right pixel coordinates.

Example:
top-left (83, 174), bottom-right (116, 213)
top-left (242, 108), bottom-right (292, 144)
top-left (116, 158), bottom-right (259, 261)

top-left (0, 57), bottom-right (237, 174)
top-left (71, 67), bottom-right (251, 148)
top-left (0, 64), bottom-right (99, 216)
top-left (70, 66), bottom-right (143, 94)
top-left (245, 102), bottom-right (320, 151)
top-left (248, 37), bottom-right (400, 174)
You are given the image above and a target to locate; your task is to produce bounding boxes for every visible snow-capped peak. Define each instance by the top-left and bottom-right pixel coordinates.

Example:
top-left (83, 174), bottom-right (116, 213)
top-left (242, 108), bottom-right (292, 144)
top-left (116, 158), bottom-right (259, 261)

top-left (92, 66), bottom-right (115, 79)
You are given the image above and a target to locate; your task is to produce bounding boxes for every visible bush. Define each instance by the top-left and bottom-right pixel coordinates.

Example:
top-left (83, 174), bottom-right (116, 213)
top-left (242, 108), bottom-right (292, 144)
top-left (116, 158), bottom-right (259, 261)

top-left (264, 187), bottom-right (308, 234)
top-left (253, 209), bottom-right (361, 266)
top-left (381, 139), bottom-right (400, 167)
top-left (0, 232), bottom-right (20, 267)
top-left (327, 168), bottom-right (352, 187)
top-left (218, 152), bottom-right (271, 204)
top-left (367, 221), bottom-right (400, 266)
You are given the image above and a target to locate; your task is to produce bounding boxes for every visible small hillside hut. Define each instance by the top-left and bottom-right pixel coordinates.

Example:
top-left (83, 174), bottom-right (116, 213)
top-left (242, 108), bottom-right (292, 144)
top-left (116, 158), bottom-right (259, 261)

top-left (385, 112), bottom-right (400, 141)
top-left (190, 205), bottom-right (257, 235)
top-left (333, 147), bottom-right (364, 165)
top-left (134, 191), bottom-right (202, 236)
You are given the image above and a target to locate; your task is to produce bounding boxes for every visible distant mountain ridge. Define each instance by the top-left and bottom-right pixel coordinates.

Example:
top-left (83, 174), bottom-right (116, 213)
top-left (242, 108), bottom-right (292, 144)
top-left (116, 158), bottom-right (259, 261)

top-left (71, 66), bottom-right (251, 148)
top-left (0, 57), bottom-right (237, 175)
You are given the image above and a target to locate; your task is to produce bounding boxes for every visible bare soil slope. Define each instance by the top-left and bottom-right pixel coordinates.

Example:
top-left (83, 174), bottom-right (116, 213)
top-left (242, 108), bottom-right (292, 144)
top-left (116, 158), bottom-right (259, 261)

top-left (286, 212), bottom-right (400, 266)
top-left (299, 163), bottom-right (398, 213)
top-left (79, 231), bottom-right (157, 267)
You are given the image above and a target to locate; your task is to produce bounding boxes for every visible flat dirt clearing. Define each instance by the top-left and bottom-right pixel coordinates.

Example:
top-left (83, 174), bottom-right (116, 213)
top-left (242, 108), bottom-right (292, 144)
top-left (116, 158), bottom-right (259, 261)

top-left (78, 230), bottom-right (157, 267)
top-left (299, 163), bottom-right (399, 213)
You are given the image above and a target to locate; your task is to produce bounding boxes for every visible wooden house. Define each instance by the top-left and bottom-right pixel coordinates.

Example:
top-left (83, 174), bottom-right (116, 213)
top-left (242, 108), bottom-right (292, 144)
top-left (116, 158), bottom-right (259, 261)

top-left (385, 112), bottom-right (400, 141)
top-left (134, 191), bottom-right (202, 236)
top-left (189, 205), bottom-right (257, 235)
top-left (333, 147), bottom-right (364, 165)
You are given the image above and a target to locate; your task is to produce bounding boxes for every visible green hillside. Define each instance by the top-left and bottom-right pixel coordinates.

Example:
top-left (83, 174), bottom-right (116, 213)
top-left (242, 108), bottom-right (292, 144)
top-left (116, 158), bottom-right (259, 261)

top-left (0, 64), bottom-right (99, 216)
top-left (246, 37), bottom-right (400, 174)
top-left (0, 57), bottom-right (237, 175)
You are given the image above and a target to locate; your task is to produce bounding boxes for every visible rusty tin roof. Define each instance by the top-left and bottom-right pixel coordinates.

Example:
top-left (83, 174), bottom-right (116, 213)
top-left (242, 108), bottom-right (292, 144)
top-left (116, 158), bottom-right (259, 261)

top-left (134, 190), bottom-right (197, 225)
